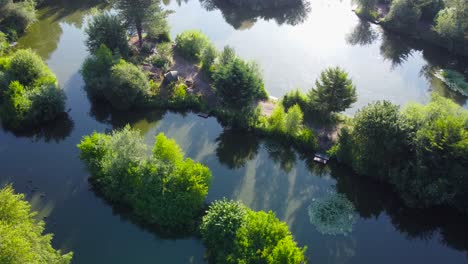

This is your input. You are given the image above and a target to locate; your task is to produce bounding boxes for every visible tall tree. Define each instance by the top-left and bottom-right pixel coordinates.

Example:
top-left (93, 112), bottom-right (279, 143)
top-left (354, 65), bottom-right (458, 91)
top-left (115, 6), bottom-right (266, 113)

top-left (308, 67), bottom-right (357, 114)
top-left (114, 0), bottom-right (163, 47)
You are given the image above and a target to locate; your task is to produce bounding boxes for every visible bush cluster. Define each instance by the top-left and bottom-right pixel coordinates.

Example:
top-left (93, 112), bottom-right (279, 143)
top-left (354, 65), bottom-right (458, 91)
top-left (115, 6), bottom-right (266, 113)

top-left (0, 49), bottom-right (65, 130)
top-left (331, 95), bottom-right (468, 212)
top-left (212, 48), bottom-right (268, 109)
top-left (0, 185), bottom-right (73, 263)
top-left (258, 104), bottom-right (318, 152)
top-left (200, 199), bottom-right (307, 264)
top-left (85, 12), bottom-right (130, 57)
top-left (175, 30), bottom-right (211, 61)
top-left (0, 0), bottom-right (36, 40)
top-left (148, 42), bottom-right (173, 72)
top-left (81, 45), bottom-right (150, 110)
top-left (77, 126), bottom-right (212, 231)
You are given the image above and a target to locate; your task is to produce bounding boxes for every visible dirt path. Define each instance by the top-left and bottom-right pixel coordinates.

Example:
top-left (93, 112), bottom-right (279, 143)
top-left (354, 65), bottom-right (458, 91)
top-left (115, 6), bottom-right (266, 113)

top-left (170, 52), bottom-right (218, 107)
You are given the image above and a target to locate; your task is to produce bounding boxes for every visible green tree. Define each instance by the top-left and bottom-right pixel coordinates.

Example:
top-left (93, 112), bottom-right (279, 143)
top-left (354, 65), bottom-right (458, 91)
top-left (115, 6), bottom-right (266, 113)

top-left (78, 127), bottom-right (212, 231)
top-left (200, 199), bottom-right (248, 261)
top-left (175, 30), bottom-right (211, 61)
top-left (284, 104), bottom-right (304, 136)
top-left (115, 0), bottom-right (164, 47)
top-left (7, 49), bottom-right (55, 88)
top-left (0, 0), bottom-right (36, 39)
top-left (0, 49), bottom-right (65, 130)
top-left (394, 95), bottom-right (468, 209)
top-left (85, 12), bottom-right (129, 56)
top-left (434, 0), bottom-right (467, 43)
top-left (107, 60), bottom-right (150, 110)
top-left (200, 200), bottom-right (307, 264)
top-left (0, 185), bottom-right (73, 264)
top-left (348, 101), bottom-right (409, 179)
top-left (201, 43), bottom-right (218, 73)
top-left (81, 44), bottom-right (118, 99)
top-left (383, 0), bottom-right (422, 31)
top-left (213, 55), bottom-right (267, 109)
top-left (308, 66), bottom-right (357, 114)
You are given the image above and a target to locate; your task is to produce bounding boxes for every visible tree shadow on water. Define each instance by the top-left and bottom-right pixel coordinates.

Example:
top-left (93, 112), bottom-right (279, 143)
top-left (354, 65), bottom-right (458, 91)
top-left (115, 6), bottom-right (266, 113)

top-left (330, 164), bottom-right (468, 255)
top-left (1, 113), bottom-right (74, 143)
top-left (215, 129), bottom-right (260, 169)
top-left (89, 99), bottom-right (166, 133)
top-left (346, 20), bottom-right (379, 46)
top-left (199, 0), bottom-right (311, 29)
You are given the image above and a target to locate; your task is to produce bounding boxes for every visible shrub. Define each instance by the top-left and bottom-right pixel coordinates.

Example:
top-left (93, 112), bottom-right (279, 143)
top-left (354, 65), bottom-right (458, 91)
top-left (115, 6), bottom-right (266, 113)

top-left (146, 8), bottom-right (170, 41)
top-left (383, 0), bottom-right (422, 31)
top-left (175, 30), bottom-right (210, 61)
top-left (0, 31), bottom-right (8, 56)
top-left (334, 95), bottom-right (468, 213)
top-left (148, 42), bottom-right (173, 71)
top-left (212, 56), bottom-right (267, 109)
top-left (85, 12), bottom-right (129, 56)
top-left (218, 46), bottom-right (236, 65)
top-left (0, 0), bottom-right (36, 38)
top-left (0, 49), bottom-right (65, 129)
top-left (107, 60), bottom-right (150, 110)
top-left (267, 104), bottom-right (287, 134)
top-left (1, 81), bottom-right (31, 128)
top-left (308, 67), bottom-right (357, 114)
top-left (200, 199), bottom-right (248, 261)
top-left (28, 80), bottom-right (66, 122)
top-left (394, 95), bottom-right (468, 209)
top-left (0, 185), bottom-right (73, 263)
top-left (78, 127), bottom-right (212, 231)
top-left (201, 200), bottom-right (307, 264)
top-left (81, 45), bottom-right (117, 99)
top-left (346, 101), bottom-right (409, 179)
top-left (282, 89), bottom-right (308, 111)
top-left (434, 3), bottom-right (467, 42)
top-left (201, 43), bottom-right (217, 73)
top-left (7, 49), bottom-right (54, 88)
top-left (284, 104), bottom-right (303, 136)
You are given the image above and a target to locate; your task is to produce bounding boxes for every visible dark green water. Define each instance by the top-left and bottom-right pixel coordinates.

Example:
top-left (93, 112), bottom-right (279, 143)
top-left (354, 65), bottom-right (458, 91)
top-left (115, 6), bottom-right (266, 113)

top-left (1, 0), bottom-right (468, 263)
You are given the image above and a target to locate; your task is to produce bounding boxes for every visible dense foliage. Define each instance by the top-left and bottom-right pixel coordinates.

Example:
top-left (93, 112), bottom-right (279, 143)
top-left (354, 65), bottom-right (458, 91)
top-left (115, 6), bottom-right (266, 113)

top-left (0, 49), bottom-right (65, 129)
top-left (85, 12), bottom-right (129, 56)
top-left (81, 45), bottom-right (117, 99)
top-left (0, 31), bottom-right (8, 56)
top-left (383, 0), bottom-right (422, 30)
top-left (331, 95), bottom-right (468, 212)
top-left (175, 30), bottom-right (211, 61)
top-left (434, 0), bottom-right (467, 43)
top-left (78, 126), bottom-right (211, 231)
top-left (0, 185), bottom-right (73, 263)
top-left (212, 47), bottom-right (267, 109)
top-left (107, 60), bottom-right (150, 110)
top-left (0, 0), bottom-right (36, 40)
top-left (148, 42), bottom-right (173, 71)
top-left (115, 0), bottom-right (169, 46)
top-left (258, 104), bottom-right (318, 152)
top-left (81, 45), bottom-right (149, 110)
top-left (367, 0), bottom-right (468, 54)
top-left (308, 67), bottom-right (357, 114)
top-left (200, 199), bottom-right (307, 264)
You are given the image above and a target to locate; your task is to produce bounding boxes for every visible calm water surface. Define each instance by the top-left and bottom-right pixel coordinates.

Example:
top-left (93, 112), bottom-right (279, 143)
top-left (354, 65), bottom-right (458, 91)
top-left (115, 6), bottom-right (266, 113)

top-left (1, 0), bottom-right (467, 263)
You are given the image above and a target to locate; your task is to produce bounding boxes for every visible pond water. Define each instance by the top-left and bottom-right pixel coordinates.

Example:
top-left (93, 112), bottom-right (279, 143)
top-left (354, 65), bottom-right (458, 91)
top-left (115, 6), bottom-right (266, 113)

top-left (1, 0), bottom-right (468, 263)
